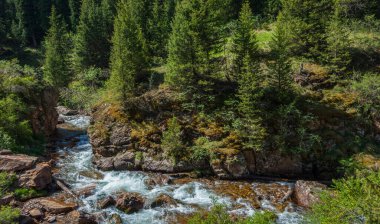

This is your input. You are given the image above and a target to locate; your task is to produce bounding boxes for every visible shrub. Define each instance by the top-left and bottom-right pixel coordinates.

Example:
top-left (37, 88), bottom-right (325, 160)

top-left (351, 73), bottom-right (380, 115)
top-left (0, 172), bottom-right (17, 197)
top-left (188, 203), bottom-right (276, 224)
top-left (161, 117), bottom-right (185, 164)
top-left (0, 206), bottom-right (20, 224)
top-left (14, 188), bottom-right (46, 201)
top-left (308, 169), bottom-right (380, 224)
top-left (191, 137), bottom-right (221, 162)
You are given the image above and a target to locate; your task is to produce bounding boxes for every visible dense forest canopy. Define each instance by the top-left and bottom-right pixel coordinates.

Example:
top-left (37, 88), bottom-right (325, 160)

top-left (0, 0), bottom-right (380, 223)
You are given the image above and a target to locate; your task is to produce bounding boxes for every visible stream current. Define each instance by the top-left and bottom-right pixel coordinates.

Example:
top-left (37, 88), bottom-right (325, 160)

top-left (53, 115), bottom-right (304, 224)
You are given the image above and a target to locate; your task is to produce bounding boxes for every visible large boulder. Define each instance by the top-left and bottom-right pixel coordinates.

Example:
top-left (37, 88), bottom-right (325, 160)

top-left (294, 180), bottom-right (327, 208)
top-left (0, 154), bottom-right (38, 172)
top-left (19, 163), bottom-right (52, 190)
top-left (115, 192), bottom-right (144, 214)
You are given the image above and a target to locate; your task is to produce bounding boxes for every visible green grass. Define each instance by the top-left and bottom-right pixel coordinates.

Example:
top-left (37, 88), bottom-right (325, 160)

top-left (256, 29), bottom-right (273, 51)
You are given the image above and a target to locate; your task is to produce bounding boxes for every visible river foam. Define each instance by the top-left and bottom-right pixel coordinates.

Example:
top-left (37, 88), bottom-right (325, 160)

top-left (55, 115), bottom-right (304, 224)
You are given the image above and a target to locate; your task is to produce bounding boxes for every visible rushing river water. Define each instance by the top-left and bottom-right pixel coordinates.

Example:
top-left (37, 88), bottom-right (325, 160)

top-left (53, 115), bottom-right (304, 224)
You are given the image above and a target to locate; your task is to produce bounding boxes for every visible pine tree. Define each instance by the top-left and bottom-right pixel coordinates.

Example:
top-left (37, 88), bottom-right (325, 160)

top-left (147, 0), bottom-right (176, 62)
top-left (73, 0), bottom-right (114, 71)
top-left (43, 6), bottom-right (71, 87)
top-left (231, 0), bottom-right (260, 79)
top-left (68, 0), bottom-right (81, 30)
top-left (278, 0), bottom-right (333, 60)
top-left (236, 55), bottom-right (266, 151)
top-left (268, 23), bottom-right (292, 93)
top-left (11, 0), bottom-right (27, 45)
top-left (167, 0), bottom-right (231, 88)
top-left (161, 116), bottom-right (185, 164)
top-left (107, 0), bottom-right (147, 101)
top-left (325, 3), bottom-right (352, 74)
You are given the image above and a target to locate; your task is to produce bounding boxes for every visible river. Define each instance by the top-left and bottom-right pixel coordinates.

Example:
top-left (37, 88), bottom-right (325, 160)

top-left (52, 114), bottom-right (304, 224)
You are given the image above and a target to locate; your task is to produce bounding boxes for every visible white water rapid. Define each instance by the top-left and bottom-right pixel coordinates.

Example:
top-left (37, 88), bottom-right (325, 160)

top-left (54, 115), bottom-right (304, 224)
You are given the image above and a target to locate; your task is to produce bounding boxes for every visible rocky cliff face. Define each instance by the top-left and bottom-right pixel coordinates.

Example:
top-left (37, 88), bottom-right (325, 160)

top-left (88, 87), bottom-right (378, 180)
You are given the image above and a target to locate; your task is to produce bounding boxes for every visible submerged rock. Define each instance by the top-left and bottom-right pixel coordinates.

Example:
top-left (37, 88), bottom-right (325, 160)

top-left (108, 213), bottom-right (123, 224)
top-left (294, 180), bottom-right (326, 208)
top-left (151, 194), bottom-right (177, 208)
top-left (115, 192), bottom-right (144, 214)
top-left (144, 174), bottom-right (171, 187)
top-left (74, 184), bottom-right (96, 198)
top-left (78, 170), bottom-right (104, 180)
top-left (98, 196), bottom-right (116, 209)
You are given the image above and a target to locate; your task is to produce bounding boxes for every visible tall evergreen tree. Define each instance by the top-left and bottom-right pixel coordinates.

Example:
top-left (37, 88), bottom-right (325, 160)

top-left (73, 0), bottom-right (114, 71)
top-left (43, 6), bottom-right (71, 87)
top-left (325, 2), bottom-right (352, 74)
top-left (268, 23), bottom-right (292, 92)
top-left (278, 0), bottom-right (333, 59)
top-left (167, 0), bottom-right (231, 88)
top-left (107, 0), bottom-right (147, 101)
top-left (68, 0), bottom-right (81, 30)
top-left (231, 0), bottom-right (260, 79)
top-left (236, 55), bottom-right (266, 151)
top-left (147, 0), bottom-right (176, 62)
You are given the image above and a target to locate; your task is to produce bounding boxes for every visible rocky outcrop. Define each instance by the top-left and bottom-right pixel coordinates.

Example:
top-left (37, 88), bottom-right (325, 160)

top-left (115, 192), bottom-right (144, 214)
top-left (88, 86), bottom-right (379, 180)
top-left (19, 163), bottom-right (52, 190)
top-left (294, 180), bottom-right (327, 208)
top-left (0, 154), bottom-right (38, 172)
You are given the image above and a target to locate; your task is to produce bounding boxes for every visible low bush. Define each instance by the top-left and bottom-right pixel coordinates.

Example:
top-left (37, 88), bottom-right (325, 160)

top-left (0, 172), bottom-right (17, 197)
top-left (0, 206), bottom-right (20, 224)
top-left (308, 169), bottom-right (380, 224)
top-left (188, 203), bottom-right (277, 224)
top-left (14, 188), bottom-right (46, 201)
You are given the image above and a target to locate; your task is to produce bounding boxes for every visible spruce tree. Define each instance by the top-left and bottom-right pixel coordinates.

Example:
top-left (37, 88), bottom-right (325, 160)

top-left (236, 55), bottom-right (266, 151)
top-left (107, 0), bottom-right (147, 101)
top-left (73, 0), bottom-right (114, 71)
top-left (43, 6), bottom-right (70, 87)
top-left (68, 0), bottom-right (81, 30)
top-left (325, 4), bottom-right (351, 74)
top-left (278, 0), bottom-right (333, 60)
top-left (167, 0), bottom-right (231, 89)
top-left (268, 23), bottom-right (292, 93)
top-left (231, 0), bottom-right (260, 79)
top-left (161, 116), bottom-right (185, 164)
